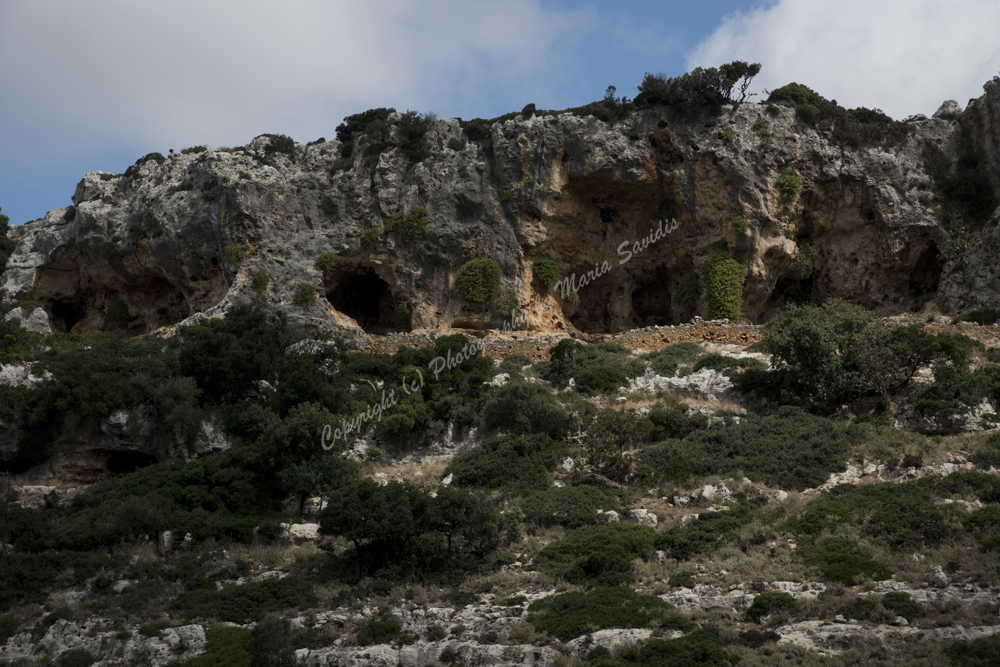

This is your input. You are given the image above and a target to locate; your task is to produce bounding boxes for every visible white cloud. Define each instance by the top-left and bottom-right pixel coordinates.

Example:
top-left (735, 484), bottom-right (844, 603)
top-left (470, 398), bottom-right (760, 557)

top-left (0, 0), bottom-right (592, 159)
top-left (688, 0), bottom-right (1000, 118)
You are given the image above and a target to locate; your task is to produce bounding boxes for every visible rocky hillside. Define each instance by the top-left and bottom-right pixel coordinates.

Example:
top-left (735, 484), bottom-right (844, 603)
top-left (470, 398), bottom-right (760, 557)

top-left (3, 79), bottom-right (1000, 339)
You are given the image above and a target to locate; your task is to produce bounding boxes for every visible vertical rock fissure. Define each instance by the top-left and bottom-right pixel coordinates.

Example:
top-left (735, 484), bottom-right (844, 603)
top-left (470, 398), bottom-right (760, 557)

top-left (210, 197), bottom-right (233, 286)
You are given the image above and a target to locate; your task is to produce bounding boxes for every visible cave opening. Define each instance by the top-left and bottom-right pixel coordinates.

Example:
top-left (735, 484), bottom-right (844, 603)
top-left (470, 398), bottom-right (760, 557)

top-left (907, 245), bottom-right (943, 309)
top-left (631, 278), bottom-right (673, 327)
top-left (325, 268), bottom-right (409, 334)
top-left (0, 458), bottom-right (33, 476)
top-left (49, 299), bottom-right (87, 333)
top-left (105, 450), bottom-right (158, 475)
top-left (763, 277), bottom-right (817, 318)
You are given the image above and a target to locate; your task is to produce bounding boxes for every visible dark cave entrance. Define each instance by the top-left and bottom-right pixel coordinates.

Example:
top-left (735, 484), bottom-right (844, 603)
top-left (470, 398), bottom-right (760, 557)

top-left (106, 450), bottom-right (158, 475)
top-left (631, 278), bottom-right (673, 327)
top-left (49, 299), bottom-right (88, 333)
top-left (763, 276), bottom-right (817, 318)
top-left (0, 458), bottom-right (33, 476)
top-left (907, 245), bottom-right (943, 310)
top-left (325, 268), bottom-right (410, 334)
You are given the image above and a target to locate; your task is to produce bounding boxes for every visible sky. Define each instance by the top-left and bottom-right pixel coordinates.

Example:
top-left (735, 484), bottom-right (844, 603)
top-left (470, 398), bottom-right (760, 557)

top-left (2, 0), bottom-right (999, 227)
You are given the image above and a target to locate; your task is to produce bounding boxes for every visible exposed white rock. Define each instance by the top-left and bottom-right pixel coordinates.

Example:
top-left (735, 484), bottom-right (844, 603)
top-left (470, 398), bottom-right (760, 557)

top-left (628, 509), bottom-right (658, 528)
top-left (624, 367), bottom-right (734, 400)
top-left (596, 509), bottom-right (620, 524)
top-left (3, 306), bottom-right (52, 334)
top-left (927, 565), bottom-right (950, 588)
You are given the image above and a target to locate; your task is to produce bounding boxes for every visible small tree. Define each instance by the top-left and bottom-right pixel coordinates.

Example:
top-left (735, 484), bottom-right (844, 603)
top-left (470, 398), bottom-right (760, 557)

top-left (702, 251), bottom-right (746, 322)
top-left (533, 255), bottom-right (559, 285)
top-left (314, 252), bottom-right (338, 273)
top-left (455, 258), bottom-right (502, 303)
top-left (247, 616), bottom-right (295, 667)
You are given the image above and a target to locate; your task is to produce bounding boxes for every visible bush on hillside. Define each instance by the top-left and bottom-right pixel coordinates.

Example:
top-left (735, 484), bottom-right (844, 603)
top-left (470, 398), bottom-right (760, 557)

top-left (455, 258), bottom-right (502, 303)
top-left (480, 381), bottom-right (575, 438)
top-left (534, 523), bottom-right (656, 586)
top-left (702, 251), bottom-right (745, 322)
top-left (527, 587), bottom-right (692, 641)
top-left (443, 433), bottom-right (567, 497)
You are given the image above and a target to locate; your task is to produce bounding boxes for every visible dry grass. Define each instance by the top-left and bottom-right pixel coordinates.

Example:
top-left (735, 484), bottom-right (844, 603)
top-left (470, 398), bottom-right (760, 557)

top-left (366, 456), bottom-right (451, 488)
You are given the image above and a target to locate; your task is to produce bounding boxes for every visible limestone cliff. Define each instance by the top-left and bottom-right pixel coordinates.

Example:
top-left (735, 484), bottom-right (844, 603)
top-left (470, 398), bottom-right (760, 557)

top-left (4, 81), bottom-right (1000, 338)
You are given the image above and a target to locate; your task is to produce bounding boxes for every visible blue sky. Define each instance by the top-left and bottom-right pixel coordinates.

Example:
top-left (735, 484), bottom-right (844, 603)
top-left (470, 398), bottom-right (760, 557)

top-left (2, 0), bottom-right (999, 227)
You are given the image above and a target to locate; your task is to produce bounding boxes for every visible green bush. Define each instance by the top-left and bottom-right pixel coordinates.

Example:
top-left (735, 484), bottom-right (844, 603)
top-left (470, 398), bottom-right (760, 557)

top-left (951, 308), bottom-right (1000, 325)
top-left (255, 133), bottom-right (296, 161)
top-left (535, 340), bottom-right (644, 393)
top-left (583, 627), bottom-right (733, 667)
top-left (181, 626), bottom-right (252, 667)
top-left (313, 252), bottom-right (337, 272)
top-left (172, 577), bottom-right (317, 623)
top-left (104, 299), bottom-right (130, 326)
top-left (532, 255), bottom-right (559, 285)
top-left (444, 433), bottom-right (567, 496)
top-left (702, 250), bottom-right (745, 322)
top-left (396, 110), bottom-right (433, 163)
top-left (636, 61), bottom-right (760, 113)
top-left (360, 228), bottom-right (380, 250)
top-left (655, 503), bottom-right (763, 561)
top-left (386, 207), bottom-right (429, 244)
top-left (292, 284), bottom-right (316, 305)
top-left (336, 108), bottom-right (396, 159)
top-left (247, 616), bottom-right (295, 667)
top-left (518, 483), bottom-right (620, 528)
top-left (527, 587), bottom-right (691, 641)
top-left (168, 182), bottom-right (193, 194)
top-left (729, 214), bottom-right (750, 234)
top-left (480, 381), bottom-right (575, 438)
top-left (252, 270), bottom-right (270, 295)
top-left (0, 207), bottom-right (15, 274)
top-left (0, 615), bottom-right (19, 645)
top-left (534, 523), bottom-right (656, 586)
top-left (225, 244), bottom-right (249, 265)
top-left (776, 173), bottom-right (801, 202)
top-left (692, 352), bottom-right (765, 376)
top-left (882, 591), bottom-right (921, 622)
top-left (356, 612), bottom-right (404, 646)
top-left (943, 635), bottom-right (1000, 667)
top-left (797, 537), bottom-right (890, 585)
top-left (640, 407), bottom-right (855, 491)
top-left (585, 409), bottom-right (655, 482)
top-left (201, 189), bottom-right (216, 202)
top-left (55, 649), bottom-right (96, 667)
top-left (744, 592), bottom-right (797, 623)
top-left (640, 342), bottom-right (704, 377)
top-left (455, 258), bottom-right (502, 303)
top-left (675, 276), bottom-right (702, 307)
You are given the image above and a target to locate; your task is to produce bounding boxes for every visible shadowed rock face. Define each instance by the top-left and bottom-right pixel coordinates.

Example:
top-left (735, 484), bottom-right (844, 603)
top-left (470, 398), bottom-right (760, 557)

top-left (4, 87), bottom-right (1000, 337)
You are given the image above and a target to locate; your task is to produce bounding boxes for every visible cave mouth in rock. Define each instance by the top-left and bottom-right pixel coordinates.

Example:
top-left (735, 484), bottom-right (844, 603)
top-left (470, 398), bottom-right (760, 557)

top-left (50, 299), bottom-right (88, 333)
top-left (762, 277), bottom-right (817, 319)
top-left (0, 458), bottom-right (33, 476)
top-left (907, 244), bottom-right (943, 310)
top-left (105, 450), bottom-right (158, 475)
top-left (631, 278), bottom-right (673, 327)
top-left (325, 269), bottom-right (410, 334)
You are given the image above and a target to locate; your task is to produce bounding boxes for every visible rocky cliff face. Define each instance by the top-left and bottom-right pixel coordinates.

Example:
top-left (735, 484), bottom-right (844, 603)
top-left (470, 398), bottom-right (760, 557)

top-left (3, 83), bottom-right (1000, 338)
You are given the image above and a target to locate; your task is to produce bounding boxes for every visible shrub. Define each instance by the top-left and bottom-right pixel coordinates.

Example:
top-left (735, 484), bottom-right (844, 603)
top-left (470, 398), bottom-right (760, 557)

top-left (635, 62), bottom-right (760, 113)
top-left (536, 340), bottom-right (644, 393)
top-left (534, 523), bottom-right (656, 586)
top-left (247, 616), bottom-right (295, 667)
top-left (480, 381), bottom-right (575, 438)
top-left (518, 483), bottom-right (620, 528)
top-left (527, 587), bottom-right (690, 641)
top-left (360, 228), bottom-right (380, 250)
top-left (386, 207), bottom-right (429, 244)
top-left (394, 301), bottom-right (409, 316)
top-left (0, 615), bottom-right (19, 645)
top-left (719, 129), bottom-right (736, 142)
top-left (744, 592), bottom-right (797, 623)
top-left (655, 502), bottom-right (763, 561)
top-left (585, 409), bottom-right (655, 482)
top-left (942, 227), bottom-right (972, 265)
top-left (396, 110), bottom-right (433, 163)
top-left (182, 627), bottom-right (252, 667)
top-left (797, 537), bottom-right (890, 585)
top-left (639, 408), bottom-right (854, 491)
top-left (426, 624), bottom-right (447, 641)
top-left (292, 284), bottom-right (316, 305)
top-left (254, 133), bottom-right (296, 161)
top-left (168, 182), bottom-right (193, 194)
top-left (455, 258), bottom-right (502, 303)
top-left (494, 288), bottom-right (519, 319)
top-left (181, 145), bottom-right (209, 155)
top-left (882, 592), bottom-right (921, 622)
top-left (951, 309), bottom-right (1000, 325)
top-left (172, 577), bottom-right (317, 623)
top-left (201, 189), bottom-right (216, 202)
top-left (702, 250), bottom-right (745, 322)
top-left (252, 270), bottom-right (270, 295)
top-left (104, 299), bottom-right (130, 326)
top-left (336, 108), bottom-right (396, 158)
top-left (356, 612), bottom-right (404, 646)
top-left (532, 255), bottom-right (559, 285)
top-left (943, 635), bottom-right (1000, 667)
top-left (225, 244), bottom-right (249, 265)
top-left (640, 342), bottom-right (704, 377)
top-left (729, 214), bottom-right (749, 234)
top-left (461, 118), bottom-right (491, 142)
top-left (564, 290), bottom-right (579, 305)
top-left (55, 649), bottom-right (96, 667)
top-left (444, 433), bottom-right (567, 496)
top-left (313, 252), bottom-right (338, 272)
top-left (776, 173), bottom-right (801, 201)
top-left (674, 276), bottom-right (702, 307)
